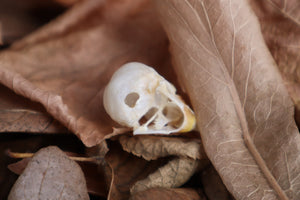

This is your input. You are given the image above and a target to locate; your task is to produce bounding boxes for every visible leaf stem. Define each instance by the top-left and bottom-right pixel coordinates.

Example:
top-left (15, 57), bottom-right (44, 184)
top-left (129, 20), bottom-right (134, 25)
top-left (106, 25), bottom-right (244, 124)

top-left (6, 150), bottom-right (101, 163)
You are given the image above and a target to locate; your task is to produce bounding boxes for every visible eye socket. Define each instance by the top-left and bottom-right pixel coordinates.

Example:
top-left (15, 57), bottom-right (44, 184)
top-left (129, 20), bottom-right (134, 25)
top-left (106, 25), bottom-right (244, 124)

top-left (162, 103), bottom-right (184, 128)
top-left (124, 92), bottom-right (140, 107)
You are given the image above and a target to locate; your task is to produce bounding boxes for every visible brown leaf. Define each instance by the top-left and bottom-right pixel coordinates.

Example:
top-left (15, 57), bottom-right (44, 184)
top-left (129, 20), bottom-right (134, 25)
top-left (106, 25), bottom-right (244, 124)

top-left (0, 0), bottom-right (65, 45)
top-left (79, 162), bottom-right (108, 198)
top-left (250, 0), bottom-right (300, 123)
top-left (155, 0), bottom-right (300, 199)
top-left (105, 137), bottom-right (203, 199)
top-left (7, 158), bottom-right (31, 175)
top-left (104, 141), bottom-right (168, 200)
top-left (200, 166), bottom-right (233, 200)
top-left (0, 0), bottom-right (171, 147)
top-left (0, 23), bottom-right (2, 45)
top-left (8, 146), bottom-right (89, 200)
top-left (0, 85), bottom-right (68, 133)
top-left (54, 0), bottom-right (83, 7)
top-left (130, 188), bottom-right (204, 200)
top-left (119, 135), bottom-right (206, 160)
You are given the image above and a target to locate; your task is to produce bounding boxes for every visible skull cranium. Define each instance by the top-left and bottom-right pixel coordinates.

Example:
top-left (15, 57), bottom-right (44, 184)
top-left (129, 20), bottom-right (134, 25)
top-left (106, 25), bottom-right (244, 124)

top-left (103, 62), bottom-right (196, 135)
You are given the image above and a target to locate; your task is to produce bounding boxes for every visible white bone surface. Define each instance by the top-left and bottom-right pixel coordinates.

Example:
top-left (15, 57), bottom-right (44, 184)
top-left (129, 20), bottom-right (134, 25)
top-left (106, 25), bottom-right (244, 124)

top-left (103, 62), bottom-right (196, 135)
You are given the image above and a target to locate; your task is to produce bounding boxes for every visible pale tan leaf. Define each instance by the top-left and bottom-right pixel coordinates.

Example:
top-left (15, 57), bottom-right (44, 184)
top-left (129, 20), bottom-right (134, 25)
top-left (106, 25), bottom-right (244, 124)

top-left (266, 0), bottom-right (300, 24)
top-left (119, 135), bottom-right (206, 160)
top-left (250, 0), bottom-right (300, 124)
top-left (8, 146), bottom-right (89, 200)
top-left (8, 157), bottom-right (108, 198)
top-left (155, 0), bottom-right (300, 199)
top-left (130, 157), bottom-right (199, 194)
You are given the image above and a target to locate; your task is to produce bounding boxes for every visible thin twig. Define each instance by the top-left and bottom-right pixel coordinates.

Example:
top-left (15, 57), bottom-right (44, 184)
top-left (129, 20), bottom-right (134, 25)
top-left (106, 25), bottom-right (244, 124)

top-left (6, 150), bottom-right (102, 163)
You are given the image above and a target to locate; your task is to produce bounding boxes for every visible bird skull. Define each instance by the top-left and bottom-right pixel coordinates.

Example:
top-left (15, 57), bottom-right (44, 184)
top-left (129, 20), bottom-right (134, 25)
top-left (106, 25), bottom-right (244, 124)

top-left (103, 62), bottom-right (196, 135)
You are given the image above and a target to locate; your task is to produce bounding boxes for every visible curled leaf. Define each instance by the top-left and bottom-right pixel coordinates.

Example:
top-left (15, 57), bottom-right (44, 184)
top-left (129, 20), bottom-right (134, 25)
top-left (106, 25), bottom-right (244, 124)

top-left (131, 157), bottom-right (199, 194)
top-left (105, 141), bottom-right (167, 200)
top-left (119, 135), bottom-right (205, 160)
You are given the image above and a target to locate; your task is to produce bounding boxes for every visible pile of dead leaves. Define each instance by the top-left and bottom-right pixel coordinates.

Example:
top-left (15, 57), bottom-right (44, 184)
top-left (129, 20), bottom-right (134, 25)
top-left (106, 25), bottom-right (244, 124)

top-left (0, 0), bottom-right (299, 199)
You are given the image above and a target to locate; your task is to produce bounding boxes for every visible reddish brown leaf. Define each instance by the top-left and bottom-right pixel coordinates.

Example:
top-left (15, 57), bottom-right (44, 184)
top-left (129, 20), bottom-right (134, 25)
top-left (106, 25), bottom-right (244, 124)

top-left (7, 158), bottom-right (31, 175)
top-left (54, 0), bottom-right (83, 7)
top-left (0, 85), bottom-right (68, 133)
top-left (0, 23), bottom-right (2, 45)
top-left (0, 0), bottom-right (171, 147)
top-left (0, 0), bottom-right (65, 45)
top-left (8, 146), bottom-right (89, 200)
top-left (130, 188), bottom-right (204, 200)
top-left (155, 0), bottom-right (300, 199)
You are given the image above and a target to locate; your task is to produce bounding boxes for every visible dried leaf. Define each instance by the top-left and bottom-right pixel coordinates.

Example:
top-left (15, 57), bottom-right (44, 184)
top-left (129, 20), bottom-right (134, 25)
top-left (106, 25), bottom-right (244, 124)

top-left (0, 85), bottom-right (68, 133)
top-left (155, 0), bottom-right (300, 199)
top-left (8, 146), bottom-right (89, 200)
top-left (105, 141), bottom-right (167, 200)
top-left (200, 166), bottom-right (233, 200)
top-left (8, 157), bottom-right (107, 198)
top-left (130, 188), bottom-right (204, 200)
top-left (7, 158), bottom-right (31, 175)
top-left (131, 157), bottom-right (199, 194)
top-left (119, 135), bottom-right (206, 160)
top-left (0, 23), bottom-right (2, 45)
top-left (0, 0), bottom-right (170, 147)
top-left (250, 0), bottom-right (300, 123)
top-left (0, 0), bottom-right (64, 45)
top-left (77, 161), bottom-right (108, 198)
top-left (54, 0), bottom-right (82, 7)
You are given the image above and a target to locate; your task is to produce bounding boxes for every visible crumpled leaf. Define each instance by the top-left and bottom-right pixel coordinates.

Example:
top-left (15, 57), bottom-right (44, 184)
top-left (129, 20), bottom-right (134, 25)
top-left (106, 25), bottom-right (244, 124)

top-left (105, 136), bottom-right (206, 199)
top-left (130, 188), bottom-right (204, 200)
top-left (0, 0), bottom-right (170, 147)
top-left (155, 0), bottom-right (300, 199)
top-left (8, 146), bottom-right (89, 200)
top-left (250, 0), bottom-right (300, 123)
top-left (119, 135), bottom-right (206, 160)
top-left (0, 85), bottom-right (68, 133)
top-left (131, 157), bottom-right (199, 194)
top-left (104, 141), bottom-right (167, 200)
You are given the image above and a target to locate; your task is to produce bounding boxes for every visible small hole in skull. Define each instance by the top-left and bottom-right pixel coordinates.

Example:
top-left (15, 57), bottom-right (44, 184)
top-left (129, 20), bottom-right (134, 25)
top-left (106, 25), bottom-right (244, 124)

top-left (163, 103), bottom-right (184, 128)
top-left (138, 107), bottom-right (158, 125)
top-left (124, 92), bottom-right (139, 107)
